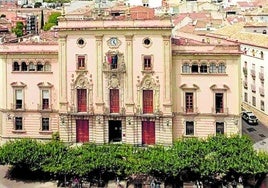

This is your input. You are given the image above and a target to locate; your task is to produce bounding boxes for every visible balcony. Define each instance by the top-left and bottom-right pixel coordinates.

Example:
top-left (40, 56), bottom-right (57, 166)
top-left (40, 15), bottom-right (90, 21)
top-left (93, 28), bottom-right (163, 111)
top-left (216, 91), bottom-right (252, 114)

top-left (212, 107), bottom-right (229, 115)
top-left (259, 87), bottom-right (265, 96)
top-left (37, 104), bottom-right (53, 112)
top-left (251, 69), bottom-right (256, 79)
top-left (251, 84), bottom-right (256, 92)
top-left (259, 72), bottom-right (264, 82)
top-left (181, 107), bottom-right (199, 114)
top-left (243, 67), bottom-right (248, 75)
top-left (102, 62), bottom-right (126, 74)
top-left (243, 81), bottom-right (248, 89)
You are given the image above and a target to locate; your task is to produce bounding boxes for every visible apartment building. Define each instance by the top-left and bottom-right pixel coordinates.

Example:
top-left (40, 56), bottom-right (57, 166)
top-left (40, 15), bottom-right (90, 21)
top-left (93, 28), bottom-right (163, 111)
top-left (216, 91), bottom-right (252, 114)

top-left (210, 22), bottom-right (268, 124)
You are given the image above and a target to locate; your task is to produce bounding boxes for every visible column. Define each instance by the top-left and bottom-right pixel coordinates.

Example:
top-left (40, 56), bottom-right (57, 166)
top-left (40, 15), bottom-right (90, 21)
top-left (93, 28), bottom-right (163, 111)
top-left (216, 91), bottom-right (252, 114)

top-left (125, 34), bottom-right (134, 114)
top-left (162, 34), bottom-right (172, 114)
top-left (58, 34), bottom-right (68, 113)
top-left (95, 35), bottom-right (104, 113)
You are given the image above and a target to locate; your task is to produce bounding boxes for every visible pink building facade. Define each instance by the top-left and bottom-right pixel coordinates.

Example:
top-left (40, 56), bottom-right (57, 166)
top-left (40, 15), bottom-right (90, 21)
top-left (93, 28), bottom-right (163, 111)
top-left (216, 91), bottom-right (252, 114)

top-left (0, 11), bottom-right (242, 145)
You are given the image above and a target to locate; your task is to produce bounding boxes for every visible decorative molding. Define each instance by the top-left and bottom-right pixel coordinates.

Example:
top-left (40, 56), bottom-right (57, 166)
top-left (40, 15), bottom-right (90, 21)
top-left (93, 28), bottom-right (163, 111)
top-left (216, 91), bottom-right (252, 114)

top-left (11, 82), bottom-right (27, 88)
top-left (180, 84), bottom-right (199, 90)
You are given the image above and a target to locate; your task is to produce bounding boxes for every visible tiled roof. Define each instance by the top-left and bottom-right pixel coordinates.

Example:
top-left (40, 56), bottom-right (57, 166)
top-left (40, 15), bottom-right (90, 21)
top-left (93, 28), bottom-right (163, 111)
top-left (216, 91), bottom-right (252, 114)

top-left (209, 22), bottom-right (268, 47)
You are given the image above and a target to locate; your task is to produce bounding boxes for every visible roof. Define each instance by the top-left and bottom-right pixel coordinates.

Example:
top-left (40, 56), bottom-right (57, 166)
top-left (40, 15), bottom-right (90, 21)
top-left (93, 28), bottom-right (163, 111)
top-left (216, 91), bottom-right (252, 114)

top-left (209, 22), bottom-right (268, 47)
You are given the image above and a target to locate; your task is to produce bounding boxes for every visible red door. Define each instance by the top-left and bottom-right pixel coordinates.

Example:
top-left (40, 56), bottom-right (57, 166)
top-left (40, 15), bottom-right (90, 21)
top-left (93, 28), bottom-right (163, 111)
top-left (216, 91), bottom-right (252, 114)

top-left (142, 121), bottom-right (155, 145)
top-left (110, 89), bottom-right (119, 113)
top-left (77, 89), bottom-right (87, 112)
top-left (143, 90), bottom-right (153, 114)
top-left (76, 120), bottom-right (89, 143)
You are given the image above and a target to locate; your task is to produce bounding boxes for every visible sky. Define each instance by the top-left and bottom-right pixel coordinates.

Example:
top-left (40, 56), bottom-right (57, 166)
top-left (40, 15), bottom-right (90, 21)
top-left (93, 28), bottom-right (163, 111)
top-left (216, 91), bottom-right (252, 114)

top-left (126, 0), bottom-right (162, 7)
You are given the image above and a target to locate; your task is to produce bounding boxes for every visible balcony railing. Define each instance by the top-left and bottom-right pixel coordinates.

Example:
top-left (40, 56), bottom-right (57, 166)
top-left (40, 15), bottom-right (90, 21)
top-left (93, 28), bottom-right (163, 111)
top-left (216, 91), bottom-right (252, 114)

top-left (251, 84), bottom-right (256, 92)
top-left (259, 87), bottom-right (265, 96)
top-left (37, 104), bottom-right (53, 111)
top-left (102, 62), bottom-right (126, 73)
top-left (243, 81), bottom-right (248, 89)
top-left (181, 107), bottom-right (199, 114)
top-left (259, 72), bottom-right (264, 81)
top-left (211, 107), bottom-right (229, 115)
top-left (251, 69), bottom-right (256, 78)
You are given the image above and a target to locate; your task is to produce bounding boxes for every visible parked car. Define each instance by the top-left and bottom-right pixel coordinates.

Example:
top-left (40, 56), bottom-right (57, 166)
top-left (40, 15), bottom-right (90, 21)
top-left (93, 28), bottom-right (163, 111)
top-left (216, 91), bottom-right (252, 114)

top-left (242, 111), bottom-right (258, 125)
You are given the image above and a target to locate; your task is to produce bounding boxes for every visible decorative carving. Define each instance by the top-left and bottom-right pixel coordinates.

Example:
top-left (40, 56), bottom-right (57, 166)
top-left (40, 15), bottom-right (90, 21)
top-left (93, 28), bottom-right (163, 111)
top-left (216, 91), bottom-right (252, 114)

top-left (74, 74), bottom-right (90, 89)
top-left (109, 75), bottom-right (119, 88)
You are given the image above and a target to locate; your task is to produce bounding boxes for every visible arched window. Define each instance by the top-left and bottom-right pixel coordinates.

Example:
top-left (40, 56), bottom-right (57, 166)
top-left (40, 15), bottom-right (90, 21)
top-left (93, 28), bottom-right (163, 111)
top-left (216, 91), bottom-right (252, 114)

top-left (218, 63), bottom-right (226, 73)
top-left (191, 63), bottom-right (199, 73)
top-left (13, 61), bottom-right (20, 71)
top-left (37, 62), bottom-right (44, 71)
top-left (200, 63), bottom-right (208, 73)
top-left (44, 63), bottom-right (51, 72)
top-left (29, 62), bottom-right (35, 71)
top-left (21, 62), bottom-right (28, 71)
top-left (182, 63), bottom-right (190, 73)
top-left (209, 63), bottom-right (217, 73)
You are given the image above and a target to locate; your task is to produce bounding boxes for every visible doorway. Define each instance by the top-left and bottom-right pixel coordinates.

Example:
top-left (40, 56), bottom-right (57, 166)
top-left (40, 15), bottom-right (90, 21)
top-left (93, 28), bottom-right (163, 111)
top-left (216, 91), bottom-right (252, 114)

top-left (109, 120), bottom-right (122, 143)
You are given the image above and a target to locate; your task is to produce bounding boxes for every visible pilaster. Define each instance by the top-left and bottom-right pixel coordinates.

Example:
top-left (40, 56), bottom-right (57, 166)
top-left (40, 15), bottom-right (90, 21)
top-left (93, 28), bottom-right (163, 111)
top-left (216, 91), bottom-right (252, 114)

top-left (125, 34), bottom-right (134, 114)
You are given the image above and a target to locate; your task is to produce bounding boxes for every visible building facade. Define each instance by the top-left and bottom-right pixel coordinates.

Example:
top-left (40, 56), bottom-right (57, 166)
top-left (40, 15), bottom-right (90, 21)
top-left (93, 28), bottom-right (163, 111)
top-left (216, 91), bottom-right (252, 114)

top-left (0, 7), bottom-right (242, 145)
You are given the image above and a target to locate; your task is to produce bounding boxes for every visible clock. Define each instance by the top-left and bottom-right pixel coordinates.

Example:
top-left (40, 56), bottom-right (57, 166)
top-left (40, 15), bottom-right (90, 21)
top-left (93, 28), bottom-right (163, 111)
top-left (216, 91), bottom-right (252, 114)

top-left (110, 37), bottom-right (118, 46)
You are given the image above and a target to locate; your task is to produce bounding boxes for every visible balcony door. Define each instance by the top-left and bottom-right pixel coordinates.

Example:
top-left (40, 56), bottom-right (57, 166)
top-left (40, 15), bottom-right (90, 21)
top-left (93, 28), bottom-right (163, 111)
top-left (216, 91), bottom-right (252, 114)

top-left (142, 121), bottom-right (155, 145)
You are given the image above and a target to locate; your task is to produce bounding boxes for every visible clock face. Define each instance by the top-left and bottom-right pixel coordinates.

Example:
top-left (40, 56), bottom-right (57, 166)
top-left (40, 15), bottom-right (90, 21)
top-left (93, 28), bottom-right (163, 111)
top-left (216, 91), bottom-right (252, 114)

top-left (110, 37), bottom-right (118, 46)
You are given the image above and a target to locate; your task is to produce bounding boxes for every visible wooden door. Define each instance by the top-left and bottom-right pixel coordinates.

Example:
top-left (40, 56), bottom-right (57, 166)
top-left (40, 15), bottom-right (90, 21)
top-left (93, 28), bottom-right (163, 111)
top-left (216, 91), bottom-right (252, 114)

top-left (142, 121), bottom-right (155, 145)
top-left (76, 120), bottom-right (89, 143)
top-left (77, 89), bottom-right (87, 112)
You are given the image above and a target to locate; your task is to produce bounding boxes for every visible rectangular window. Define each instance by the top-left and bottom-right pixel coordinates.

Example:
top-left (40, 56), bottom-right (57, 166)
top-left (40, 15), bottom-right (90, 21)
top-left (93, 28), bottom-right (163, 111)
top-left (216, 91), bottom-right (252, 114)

top-left (110, 89), bottom-right (119, 113)
top-left (143, 90), bottom-right (153, 114)
top-left (252, 96), bottom-right (256, 106)
top-left (78, 56), bottom-right (85, 70)
top-left (185, 92), bottom-right (193, 113)
top-left (15, 117), bottom-right (23, 130)
top-left (42, 90), bottom-right (50, 110)
top-left (244, 92), bottom-right (248, 102)
top-left (261, 100), bottom-right (265, 111)
top-left (42, 118), bottom-right (49, 131)
top-left (110, 54), bottom-right (118, 69)
top-left (216, 122), bottom-right (224, 135)
top-left (215, 93), bottom-right (224, 113)
top-left (143, 56), bottom-right (152, 70)
top-left (200, 64), bottom-right (207, 73)
top-left (186, 121), bottom-right (194, 135)
top-left (15, 89), bottom-right (23, 109)
top-left (77, 89), bottom-right (87, 112)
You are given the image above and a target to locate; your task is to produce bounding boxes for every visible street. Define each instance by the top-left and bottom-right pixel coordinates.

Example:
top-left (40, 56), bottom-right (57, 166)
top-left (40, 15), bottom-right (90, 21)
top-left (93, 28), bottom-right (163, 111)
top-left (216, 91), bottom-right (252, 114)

top-left (242, 119), bottom-right (268, 152)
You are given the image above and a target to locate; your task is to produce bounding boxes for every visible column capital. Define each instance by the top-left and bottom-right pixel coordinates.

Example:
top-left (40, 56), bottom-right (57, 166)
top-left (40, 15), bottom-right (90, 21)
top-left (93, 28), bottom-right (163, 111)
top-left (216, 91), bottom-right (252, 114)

top-left (125, 34), bottom-right (134, 41)
top-left (95, 35), bottom-right (104, 41)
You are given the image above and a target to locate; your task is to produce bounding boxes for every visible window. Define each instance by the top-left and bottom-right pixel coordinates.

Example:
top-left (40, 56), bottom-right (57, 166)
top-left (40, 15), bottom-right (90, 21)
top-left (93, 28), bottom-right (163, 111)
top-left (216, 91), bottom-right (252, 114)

top-left (182, 63), bottom-right (190, 73)
top-left (77, 56), bottom-right (86, 70)
top-left (29, 62), bottom-right (35, 71)
top-left (77, 89), bottom-right (87, 112)
top-left (218, 63), bottom-right (226, 73)
top-left (216, 122), bottom-right (224, 135)
top-left (200, 63), bottom-right (207, 73)
top-left (44, 63), bottom-right (51, 71)
top-left (244, 92), bottom-right (248, 102)
top-left (110, 89), bottom-right (119, 113)
top-left (21, 62), bottom-right (28, 71)
top-left (143, 56), bottom-right (152, 70)
top-left (107, 54), bottom-right (118, 69)
top-left (37, 62), bottom-right (43, 71)
top-left (13, 61), bottom-right (20, 71)
top-left (185, 121), bottom-right (194, 135)
top-left (215, 93), bottom-right (224, 113)
top-left (42, 118), bottom-right (49, 131)
top-left (42, 90), bottom-right (50, 109)
top-left (261, 100), bottom-right (265, 111)
top-left (260, 51), bottom-right (264, 59)
top-left (191, 64), bottom-right (199, 73)
top-left (15, 89), bottom-right (23, 109)
top-left (252, 96), bottom-right (256, 106)
top-left (143, 90), bottom-right (153, 114)
top-left (185, 92), bottom-right (193, 113)
top-left (15, 117), bottom-right (23, 130)
top-left (209, 63), bottom-right (217, 73)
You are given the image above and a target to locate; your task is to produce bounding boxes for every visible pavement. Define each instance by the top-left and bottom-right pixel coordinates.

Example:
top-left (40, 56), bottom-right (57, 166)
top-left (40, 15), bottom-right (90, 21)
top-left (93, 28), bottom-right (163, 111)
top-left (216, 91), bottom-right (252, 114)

top-left (242, 119), bottom-right (268, 152)
top-left (0, 165), bottom-right (57, 188)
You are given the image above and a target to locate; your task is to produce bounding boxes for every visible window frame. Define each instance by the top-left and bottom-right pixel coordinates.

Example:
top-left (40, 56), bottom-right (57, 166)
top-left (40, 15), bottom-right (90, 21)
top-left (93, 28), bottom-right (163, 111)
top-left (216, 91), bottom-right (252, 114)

top-left (218, 63), bottom-right (226, 73)
top-left (15, 89), bottom-right (23, 110)
top-left (216, 122), bottom-right (224, 135)
top-left (209, 63), bottom-right (217, 73)
top-left (185, 121), bottom-right (194, 136)
top-left (182, 62), bottom-right (190, 73)
top-left (14, 117), bottom-right (23, 130)
top-left (13, 61), bottom-right (20, 71)
top-left (143, 55), bottom-right (153, 71)
top-left (77, 55), bottom-right (86, 70)
top-left (41, 117), bottom-right (50, 131)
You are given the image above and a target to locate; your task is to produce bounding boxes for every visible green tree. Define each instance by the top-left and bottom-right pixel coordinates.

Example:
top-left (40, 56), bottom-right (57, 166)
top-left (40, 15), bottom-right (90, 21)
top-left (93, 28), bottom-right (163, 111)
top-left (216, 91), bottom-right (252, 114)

top-left (12, 22), bottom-right (24, 37)
top-left (43, 12), bottom-right (61, 31)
